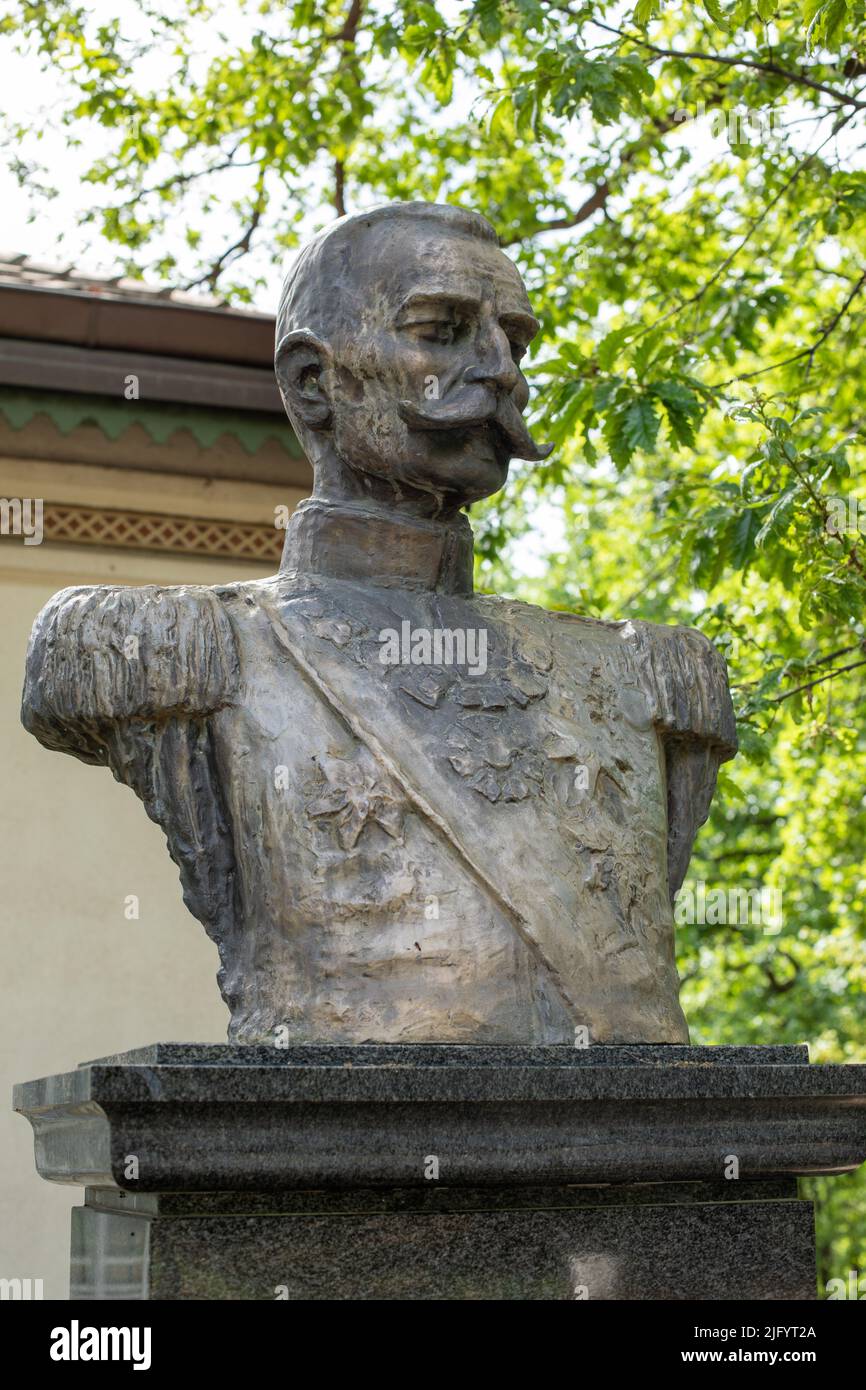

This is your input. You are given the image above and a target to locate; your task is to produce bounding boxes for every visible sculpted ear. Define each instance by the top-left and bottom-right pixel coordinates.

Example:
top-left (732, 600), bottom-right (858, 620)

top-left (275, 331), bottom-right (334, 431)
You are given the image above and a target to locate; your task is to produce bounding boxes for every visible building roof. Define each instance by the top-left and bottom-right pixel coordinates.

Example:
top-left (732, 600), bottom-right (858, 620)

top-left (0, 254), bottom-right (310, 490)
top-left (0, 253), bottom-right (282, 410)
top-left (0, 253), bottom-right (241, 309)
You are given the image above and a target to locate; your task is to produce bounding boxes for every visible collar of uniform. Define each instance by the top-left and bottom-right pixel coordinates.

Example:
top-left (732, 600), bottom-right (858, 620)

top-left (279, 498), bottom-right (475, 595)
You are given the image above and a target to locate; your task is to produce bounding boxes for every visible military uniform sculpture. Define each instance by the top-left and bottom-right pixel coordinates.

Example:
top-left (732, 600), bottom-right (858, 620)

top-left (22, 203), bottom-right (736, 1045)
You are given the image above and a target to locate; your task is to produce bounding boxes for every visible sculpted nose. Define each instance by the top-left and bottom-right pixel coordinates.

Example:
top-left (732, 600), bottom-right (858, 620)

top-left (464, 321), bottom-right (520, 394)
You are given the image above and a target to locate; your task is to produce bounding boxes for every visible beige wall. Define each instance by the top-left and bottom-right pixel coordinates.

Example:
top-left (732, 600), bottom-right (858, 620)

top-left (0, 536), bottom-right (275, 1299)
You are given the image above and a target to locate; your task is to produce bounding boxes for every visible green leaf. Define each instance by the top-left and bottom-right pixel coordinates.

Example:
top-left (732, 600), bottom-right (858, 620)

top-left (650, 378), bottom-right (704, 448)
top-left (596, 324), bottom-right (639, 373)
top-left (604, 393), bottom-right (660, 468)
top-left (728, 506), bottom-right (767, 571)
top-left (633, 0), bottom-right (659, 25)
top-left (716, 769), bottom-right (747, 803)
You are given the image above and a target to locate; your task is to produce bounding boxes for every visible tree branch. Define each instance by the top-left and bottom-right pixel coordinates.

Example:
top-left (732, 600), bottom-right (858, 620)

top-left (711, 844), bottom-right (783, 861)
top-left (771, 657), bottom-right (866, 703)
top-left (335, 0), bottom-right (363, 44)
top-left (113, 154), bottom-right (257, 213)
top-left (326, 0), bottom-right (365, 219)
top-left (763, 951), bottom-right (800, 994)
top-left (499, 102), bottom-right (721, 246)
top-left (334, 158), bottom-right (346, 217)
top-left (712, 267), bottom-right (866, 387)
top-left (595, 21), bottom-right (866, 111)
top-left (182, 200), bottom-right (264, 292)
top-left (500, 179), bottom-right (610, 245)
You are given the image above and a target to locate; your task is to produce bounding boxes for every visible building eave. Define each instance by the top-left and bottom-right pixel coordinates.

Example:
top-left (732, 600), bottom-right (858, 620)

top-left (0, 280), bottom-right (275, 367)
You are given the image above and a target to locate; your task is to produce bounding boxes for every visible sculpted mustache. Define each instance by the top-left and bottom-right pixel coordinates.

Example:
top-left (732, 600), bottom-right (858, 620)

top-left (398, 387), bottom-right (553, 463)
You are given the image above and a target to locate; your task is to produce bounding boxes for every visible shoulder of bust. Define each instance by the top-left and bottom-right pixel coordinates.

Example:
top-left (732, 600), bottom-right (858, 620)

top-left (473, 594), bottom-right (616, 634)
top-left (616, 618), bottom-right (737, 755)
top-left (22, 581), bottom-right (240, 758)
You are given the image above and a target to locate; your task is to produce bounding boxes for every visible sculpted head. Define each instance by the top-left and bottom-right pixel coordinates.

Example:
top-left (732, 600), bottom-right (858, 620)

top-left (275, 202), bottom-right (551, 517)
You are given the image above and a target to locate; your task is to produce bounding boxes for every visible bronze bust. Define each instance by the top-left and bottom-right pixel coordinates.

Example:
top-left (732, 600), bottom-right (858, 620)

top-left (22, 202), bottom-right (736, 1045)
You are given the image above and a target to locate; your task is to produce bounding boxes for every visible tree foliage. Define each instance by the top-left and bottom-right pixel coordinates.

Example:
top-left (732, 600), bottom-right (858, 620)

top-left (2, 0), bottom-right (865, 1288)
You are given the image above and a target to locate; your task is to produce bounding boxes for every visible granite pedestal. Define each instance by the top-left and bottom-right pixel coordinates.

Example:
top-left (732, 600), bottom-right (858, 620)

top-left (14, 1044), bottom-right (866, 1300)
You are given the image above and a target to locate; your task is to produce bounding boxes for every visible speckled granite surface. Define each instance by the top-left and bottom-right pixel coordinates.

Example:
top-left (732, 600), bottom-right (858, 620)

top-left (14, 1043), bottom-right (866, 1190)
top-left (79, 1042), bottom-right (810, 1067)
top-left (71, 1189), bottom-right (817, 1301)
top-left (16, 1043), bottom-right (865, 1300)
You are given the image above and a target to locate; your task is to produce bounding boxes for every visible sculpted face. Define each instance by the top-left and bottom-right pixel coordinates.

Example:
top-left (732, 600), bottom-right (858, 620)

top-left (276, 210), bottom-right (551, 513)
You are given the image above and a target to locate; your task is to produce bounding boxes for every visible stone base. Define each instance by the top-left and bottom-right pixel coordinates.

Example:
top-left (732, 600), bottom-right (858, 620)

top-left (73, 1182), bottom-right (816, 1301)
top-left (15, 1043), bottom-right (866, 1301)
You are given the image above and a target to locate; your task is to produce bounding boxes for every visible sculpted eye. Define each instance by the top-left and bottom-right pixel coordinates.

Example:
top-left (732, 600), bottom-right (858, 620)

top-left (407, 317), bottom-right (467, 346)
top-left (416, 319), bottom-right (459, 345)
top-left (431, 321), bottom-right (456, 345)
